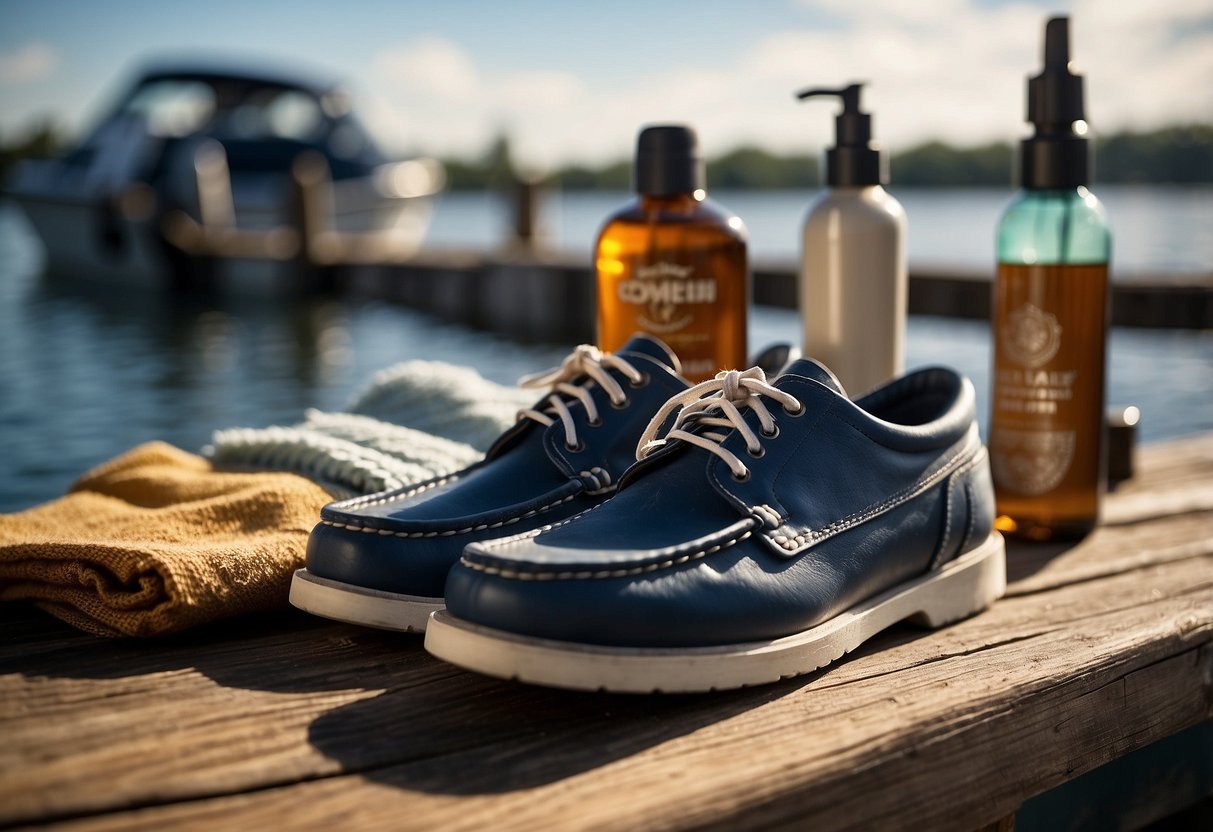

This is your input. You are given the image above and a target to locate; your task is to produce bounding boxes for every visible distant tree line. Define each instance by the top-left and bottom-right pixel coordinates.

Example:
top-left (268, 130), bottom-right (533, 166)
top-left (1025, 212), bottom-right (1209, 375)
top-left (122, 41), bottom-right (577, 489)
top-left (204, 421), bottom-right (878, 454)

top-left (448, 124), bottom-right (1213, 191)
top-left (2, 121), bottom-right (1209, 190)
top-left (0, 120), bottom-right (63, 183)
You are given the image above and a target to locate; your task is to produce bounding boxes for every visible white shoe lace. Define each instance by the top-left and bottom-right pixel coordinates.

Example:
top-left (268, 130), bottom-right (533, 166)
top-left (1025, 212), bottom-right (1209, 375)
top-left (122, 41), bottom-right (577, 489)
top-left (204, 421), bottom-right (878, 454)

top-left (637, 367), bottom-right (803, 481)
top-left (517, 344), bottom-right (646, 451)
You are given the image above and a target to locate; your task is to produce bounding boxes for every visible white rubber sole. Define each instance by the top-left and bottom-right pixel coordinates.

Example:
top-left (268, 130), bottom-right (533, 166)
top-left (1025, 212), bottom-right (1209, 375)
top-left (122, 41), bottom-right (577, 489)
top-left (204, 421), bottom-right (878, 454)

top-left (425, 532), bottom-right (1006, 693)
top-left (288, 569), bottom-right (442, 633)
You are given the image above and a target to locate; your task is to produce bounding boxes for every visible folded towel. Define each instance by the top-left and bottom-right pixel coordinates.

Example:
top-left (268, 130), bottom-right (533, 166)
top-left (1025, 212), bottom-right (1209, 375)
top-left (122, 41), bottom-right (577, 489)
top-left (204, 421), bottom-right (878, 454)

top-left (207, 360), bottom-right (535, 495)
top-left (209, 412), bottom-right (484, 497)
top-left (0, 442), bottom-right (332, 637)
top-left (346, 360), bottom-right (537, 447)
top-left (0, 360), bottom-right (542, 636)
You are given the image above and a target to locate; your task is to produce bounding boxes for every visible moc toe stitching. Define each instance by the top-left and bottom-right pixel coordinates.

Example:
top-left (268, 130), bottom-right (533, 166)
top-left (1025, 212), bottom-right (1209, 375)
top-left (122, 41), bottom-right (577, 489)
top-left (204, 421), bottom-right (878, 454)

top-left (318, 490), bottom-right (582, 538)
top-left (459, 524), bottom-right (758, 581)
top-left (435, 361), bottom-right (1005, 666)
top-left (299, 335), bottom-right (693, 607)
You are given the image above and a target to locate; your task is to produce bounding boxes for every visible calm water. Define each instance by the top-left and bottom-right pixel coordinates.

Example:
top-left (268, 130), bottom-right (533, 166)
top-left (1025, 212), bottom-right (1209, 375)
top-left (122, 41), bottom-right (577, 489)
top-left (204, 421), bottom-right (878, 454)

top-left (430, 185), bottom-right (1213, 276)
top-left (1, 199), bottom-right (1210, 513)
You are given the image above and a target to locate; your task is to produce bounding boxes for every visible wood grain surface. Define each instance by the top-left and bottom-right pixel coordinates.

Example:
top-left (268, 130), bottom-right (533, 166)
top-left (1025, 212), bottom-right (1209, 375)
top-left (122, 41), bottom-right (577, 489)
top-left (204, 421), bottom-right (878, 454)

top-left (2, 435), bottom-right (1211, 831)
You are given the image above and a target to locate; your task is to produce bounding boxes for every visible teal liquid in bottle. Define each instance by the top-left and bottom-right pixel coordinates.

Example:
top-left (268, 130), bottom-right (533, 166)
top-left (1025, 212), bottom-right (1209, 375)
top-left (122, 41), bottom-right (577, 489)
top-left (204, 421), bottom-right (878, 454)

top-left (989, 17), bottom-right (1112, 541)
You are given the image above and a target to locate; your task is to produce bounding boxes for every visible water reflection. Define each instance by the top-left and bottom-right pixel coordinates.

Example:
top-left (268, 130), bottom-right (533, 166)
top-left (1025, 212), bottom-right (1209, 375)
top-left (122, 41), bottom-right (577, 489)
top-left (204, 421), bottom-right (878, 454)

top-left (27, 268), bottom-right (359, 395)
top-left (0, 207), bottom-right (571, 510)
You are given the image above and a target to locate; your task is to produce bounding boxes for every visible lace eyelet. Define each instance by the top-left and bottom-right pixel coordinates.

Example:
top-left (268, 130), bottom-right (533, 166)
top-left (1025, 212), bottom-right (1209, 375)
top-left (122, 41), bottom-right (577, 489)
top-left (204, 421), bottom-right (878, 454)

top-left (746, 446), bottom-right (765, 459)
top-left (761, 425), bottom-right (780, 439)
top-left (783, 402), bottom-right (806, 417)
top-left (610, 396), bottom-right (629, 410)
top-left (731, 469), bottom-right (751, 483)
top-left (565, 440), bottom-right (585, 453)
top-left (586, 417), bottom-right (603, 427)
top-left (629, 372), bottom-right (650, 388)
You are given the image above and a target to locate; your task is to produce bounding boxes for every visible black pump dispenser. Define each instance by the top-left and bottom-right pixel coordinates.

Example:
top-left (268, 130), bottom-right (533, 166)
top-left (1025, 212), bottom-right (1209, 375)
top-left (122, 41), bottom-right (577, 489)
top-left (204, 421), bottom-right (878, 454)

top-left (1021, 16), bottom-right (1090, 189)
top-left (796, 83), bottom-right (885, 187)
top-left (634, 125), bottom-right (705, 196)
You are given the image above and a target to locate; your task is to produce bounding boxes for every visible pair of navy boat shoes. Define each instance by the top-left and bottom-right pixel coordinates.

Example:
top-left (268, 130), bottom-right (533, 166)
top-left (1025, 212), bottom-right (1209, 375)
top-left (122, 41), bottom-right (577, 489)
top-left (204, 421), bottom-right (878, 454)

top-left (291, 334), bottom-right (1005, 693)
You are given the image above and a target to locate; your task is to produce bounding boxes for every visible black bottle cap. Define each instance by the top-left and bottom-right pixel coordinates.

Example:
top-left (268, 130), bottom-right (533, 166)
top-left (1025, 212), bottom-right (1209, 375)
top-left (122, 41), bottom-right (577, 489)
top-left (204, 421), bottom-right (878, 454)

top-left (1020, 16), bottom-right (1090, 189)
top-left (795, 83), bottom-right (885, 187)
top-left (634, 125), bottom-right (705, 196)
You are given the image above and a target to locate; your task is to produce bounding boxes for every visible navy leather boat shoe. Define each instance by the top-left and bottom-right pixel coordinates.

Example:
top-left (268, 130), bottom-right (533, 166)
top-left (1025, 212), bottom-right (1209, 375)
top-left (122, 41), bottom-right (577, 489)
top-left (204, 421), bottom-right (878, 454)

top-left (289, 334), bottom-right (691, 632)
top-left (426, 360), bottom-right (1006, 692)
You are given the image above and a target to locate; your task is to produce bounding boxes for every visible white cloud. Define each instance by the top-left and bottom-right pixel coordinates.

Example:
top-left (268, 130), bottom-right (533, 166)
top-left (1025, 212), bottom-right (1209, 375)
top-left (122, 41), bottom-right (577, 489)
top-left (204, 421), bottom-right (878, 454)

top-left (496, 71), bottom-right (584, 112)
top-left (375, 37), bottom-right (479, 100)
top-left (802, 0), bottom-right (973, 27)
top-left (729, 1), bottom-right (1046, 153)
top-left (365, 2), bottom-right (1213, 171)
top-left (369, 39), bottom-right (594, 164)
top-left (1072, 0), bottom-right (1213, 131)
top-left (0, 42), bottom-right (60, 85)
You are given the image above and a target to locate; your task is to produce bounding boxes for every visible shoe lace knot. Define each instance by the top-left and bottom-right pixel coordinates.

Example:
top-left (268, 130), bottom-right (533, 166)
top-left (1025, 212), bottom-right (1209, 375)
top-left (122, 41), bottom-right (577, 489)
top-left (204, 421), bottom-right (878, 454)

top-left (637, 367), bottom-right (803, 481)
top-left (517, 345), bottom-right (645, 452)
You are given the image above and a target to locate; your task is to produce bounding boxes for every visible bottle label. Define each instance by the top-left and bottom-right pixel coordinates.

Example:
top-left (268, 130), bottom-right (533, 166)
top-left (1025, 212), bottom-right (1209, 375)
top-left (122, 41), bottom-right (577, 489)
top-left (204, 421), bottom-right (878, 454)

top-left (616, 261), bottom-right (717, 335)
top-left (989, 262), bottom-right (1108, 525)
top-left (993, 364), bottom-right (1077, 417)
top-left (990, 426), bottom-right (1076, 495)
top-left (596, 225), bottom-right (748, 383)
top-left (1000, 303), bottom-right (1062, 368)
top-left (991, 304), bottom-right (1079, 493)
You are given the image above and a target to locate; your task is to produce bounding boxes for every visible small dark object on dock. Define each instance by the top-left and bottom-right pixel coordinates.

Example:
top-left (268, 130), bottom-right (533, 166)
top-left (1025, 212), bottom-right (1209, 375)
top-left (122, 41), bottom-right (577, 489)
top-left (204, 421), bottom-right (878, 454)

top-left (1107, 405), bottom-right (1140, 488)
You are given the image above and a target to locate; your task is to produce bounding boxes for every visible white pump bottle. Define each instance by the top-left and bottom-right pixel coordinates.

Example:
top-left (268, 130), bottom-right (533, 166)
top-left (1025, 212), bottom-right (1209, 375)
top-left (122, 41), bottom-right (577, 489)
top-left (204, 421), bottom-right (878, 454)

top-left (798, 84), bottom-right (906, 395)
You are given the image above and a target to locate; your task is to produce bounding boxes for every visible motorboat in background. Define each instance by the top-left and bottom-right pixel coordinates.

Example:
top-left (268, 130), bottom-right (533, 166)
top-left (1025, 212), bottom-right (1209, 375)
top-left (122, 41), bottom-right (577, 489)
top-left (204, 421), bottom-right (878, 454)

top-left (4, 63), bottom-right (445, 292)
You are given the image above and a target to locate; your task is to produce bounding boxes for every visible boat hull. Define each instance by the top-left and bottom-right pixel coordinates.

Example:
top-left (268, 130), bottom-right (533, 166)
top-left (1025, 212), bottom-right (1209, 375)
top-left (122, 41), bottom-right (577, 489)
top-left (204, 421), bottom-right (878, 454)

top-left (8, 182), bottom-right (433, 296)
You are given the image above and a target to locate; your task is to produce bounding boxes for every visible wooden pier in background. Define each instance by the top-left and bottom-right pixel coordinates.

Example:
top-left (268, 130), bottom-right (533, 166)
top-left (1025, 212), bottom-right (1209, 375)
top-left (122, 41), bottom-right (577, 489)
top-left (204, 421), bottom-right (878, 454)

top-left (2, 433), bottom-right (1211, 830)
top-left (337, 251), bottom-right (1213, 344)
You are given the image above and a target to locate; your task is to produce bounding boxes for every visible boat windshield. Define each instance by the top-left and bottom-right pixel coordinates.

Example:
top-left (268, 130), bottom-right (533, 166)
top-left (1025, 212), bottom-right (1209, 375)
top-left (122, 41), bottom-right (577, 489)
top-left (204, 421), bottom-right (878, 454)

top-left (125, 80), bottom-right (216, 137)
top-left (120, 78), bottom-right (327, 143)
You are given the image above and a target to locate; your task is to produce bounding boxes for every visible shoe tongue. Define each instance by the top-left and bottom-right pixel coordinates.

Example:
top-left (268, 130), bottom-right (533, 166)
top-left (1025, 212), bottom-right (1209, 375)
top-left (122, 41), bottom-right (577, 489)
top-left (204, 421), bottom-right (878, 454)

top-left (616, 333), bottom-right (681, 374)
top-left (778, 358), bottom-right (848, 398)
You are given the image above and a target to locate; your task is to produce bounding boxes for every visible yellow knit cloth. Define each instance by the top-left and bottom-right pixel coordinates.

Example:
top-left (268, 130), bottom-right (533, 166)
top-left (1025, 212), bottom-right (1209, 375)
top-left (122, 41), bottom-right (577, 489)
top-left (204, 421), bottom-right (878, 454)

top-left (0, 442), bottom-right (332, 637)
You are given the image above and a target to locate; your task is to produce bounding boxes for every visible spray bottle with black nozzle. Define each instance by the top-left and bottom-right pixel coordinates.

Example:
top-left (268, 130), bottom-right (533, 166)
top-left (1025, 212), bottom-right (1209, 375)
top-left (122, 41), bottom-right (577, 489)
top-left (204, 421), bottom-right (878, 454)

top-left (989, 16), bottom-right (1112, 541)
top-left (796, 82), bottom-right (906, 395)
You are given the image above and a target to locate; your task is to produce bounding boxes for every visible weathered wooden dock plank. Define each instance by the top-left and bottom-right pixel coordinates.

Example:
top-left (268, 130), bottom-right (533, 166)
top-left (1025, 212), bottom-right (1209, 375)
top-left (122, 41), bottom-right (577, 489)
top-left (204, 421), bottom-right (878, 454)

top-left (20, 584), bottom-right (1209, 831)
top-left (2, 435), bottom-right (1211, 830)
top-left (338, 252), bottom-right (1213, 341)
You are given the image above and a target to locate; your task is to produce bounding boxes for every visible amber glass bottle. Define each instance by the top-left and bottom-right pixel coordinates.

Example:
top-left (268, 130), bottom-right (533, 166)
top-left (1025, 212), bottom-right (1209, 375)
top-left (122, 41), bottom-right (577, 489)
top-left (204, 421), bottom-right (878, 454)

top-left (595, 125), bottom-right (748, 382)
top-left (989, 17), bottom-right (1111, 540)
top-left (991, 256), bottom-right (1109, 539)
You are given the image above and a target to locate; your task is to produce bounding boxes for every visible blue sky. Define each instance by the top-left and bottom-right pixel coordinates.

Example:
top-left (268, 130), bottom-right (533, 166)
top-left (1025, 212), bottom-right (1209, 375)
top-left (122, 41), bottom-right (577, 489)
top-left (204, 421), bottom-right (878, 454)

top-left (2, 0), bottom-right (1210, 171)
